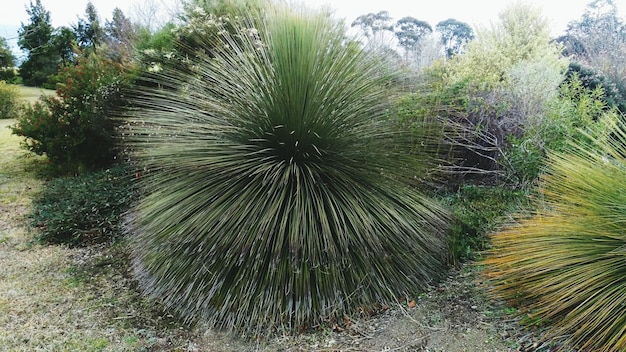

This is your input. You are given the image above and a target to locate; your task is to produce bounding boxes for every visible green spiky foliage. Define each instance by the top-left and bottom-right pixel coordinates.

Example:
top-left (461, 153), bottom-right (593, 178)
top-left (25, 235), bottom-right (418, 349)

top-left (124, 5), bottom-right (449, 334)
top-left (483, 117), bottom-right (626, 351)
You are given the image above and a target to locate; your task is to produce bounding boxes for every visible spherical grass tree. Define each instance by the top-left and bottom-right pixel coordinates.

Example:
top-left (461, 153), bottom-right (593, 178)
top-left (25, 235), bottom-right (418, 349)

top-left (125, 4), bottom-right (449, 334)
top-left (483, 117), bottom-right (626, 351)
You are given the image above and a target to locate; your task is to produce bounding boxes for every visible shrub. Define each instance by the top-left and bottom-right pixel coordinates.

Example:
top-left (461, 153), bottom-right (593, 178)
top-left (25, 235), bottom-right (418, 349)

top-left (406, 55), bottom-right (568, 187)
top-left (0, 81), bottom-right (23, 119)
top-left (11, 51), bottom-right (134, 173)
top-left (430, 2), bottom-right (569, 186)
top-left (395, 65), bottom-right (504, 185)
top-left (504, 74), bottom-right (608, 185)
top-left (0, 67), bottom-right (18, 83)
top-left (31, 164), bottom-right (137, 245)
top-left (567, 61), bottom-right (626, 113)
top-left (483, 117), bottom-right (626, 351)
top-left (125, 5), bottom-right (449, 334)
top-left (443, 185), bottom-right (529, 264)
top-left (448, 1), bottom-right (566, 90)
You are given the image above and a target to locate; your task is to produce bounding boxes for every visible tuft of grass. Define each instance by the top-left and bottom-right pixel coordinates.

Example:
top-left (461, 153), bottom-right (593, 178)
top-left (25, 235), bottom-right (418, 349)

top-left (125, 4), bottom-right (449, 334)
top-left (483, 117), bottom-right (626, 351)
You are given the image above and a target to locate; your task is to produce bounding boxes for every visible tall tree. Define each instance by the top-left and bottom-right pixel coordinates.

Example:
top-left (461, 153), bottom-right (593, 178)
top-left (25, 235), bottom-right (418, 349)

top-left (51, 26), bottom-right (77, 64)
top-left (0, 37), bottom-right (17, 81)
top-left (18, 0), bottom-right (57, 86)
top-left (351, 11), bottom-right (394, 48)
top-left (105, 7), bottom-right (137, 62)
top-left (568, 0), bottom-right (623, 37)
top-left (0, 37), bottom-right (16, 68)
top-left (436, 18), bottom-right (474, 58)
top-left (394, 16), bottom-right (432, 57)
top-left (562, 0), bottom-right (626, 112)
top-left (74, 2), bottom-right (105, 53)
top-left (105, 7), bottom-right (135, 44)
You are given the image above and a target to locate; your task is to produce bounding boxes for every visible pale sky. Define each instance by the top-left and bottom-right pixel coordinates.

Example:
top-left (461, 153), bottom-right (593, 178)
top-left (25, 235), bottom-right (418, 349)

top-left (0, 0), bottom-right (623, 57)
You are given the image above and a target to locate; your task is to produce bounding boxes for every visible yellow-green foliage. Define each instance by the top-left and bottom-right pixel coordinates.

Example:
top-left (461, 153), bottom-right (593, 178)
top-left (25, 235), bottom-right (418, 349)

top-left (483, 117), bottom-right (626, 351)
top-left (447, 1), bottom-right (567, 88)
top-left (0, 81), bottom-right (22, 119)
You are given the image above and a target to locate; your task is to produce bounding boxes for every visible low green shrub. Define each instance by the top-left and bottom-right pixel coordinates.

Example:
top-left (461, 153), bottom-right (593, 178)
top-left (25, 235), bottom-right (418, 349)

top-left (0, 81), bottom-right (23, 119)
top-left (0, 67), bottom-right (18, 84)
top-left (502, 74), bottom-right (609, 186)
top-left (442, 184), bottom-right (530, 264)
top-left (31, 164), bottom-right (137, 245)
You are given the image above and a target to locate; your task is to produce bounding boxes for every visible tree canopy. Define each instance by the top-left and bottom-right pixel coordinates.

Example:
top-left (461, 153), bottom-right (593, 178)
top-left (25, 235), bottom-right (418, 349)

top-left (436, 18), bottom-right (474, 57)
top-left (448, 1), bottom-right (566, 88)
top-left (0, 37), bottom-right (16, 68)
top-left (394, 16), bottom-right (432, 53)
top-left (351, 11), bottom-right (395, 47)
top-left (74, 2), bottom-right (105, 53)
top-left (18, 0), bottom-right (58, 86)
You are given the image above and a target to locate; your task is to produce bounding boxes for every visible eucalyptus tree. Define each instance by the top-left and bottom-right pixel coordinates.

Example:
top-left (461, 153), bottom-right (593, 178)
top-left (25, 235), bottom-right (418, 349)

top-left (394, 16), bottom-right (432, 59)
top-left (436, 18), bottom-right (474, 57)
top-left (126, 4), bottom-right (449, 333)
top-left (105, 8), bottom-right (138, 62)
top-left (351, 10), bottom-right (395, 48)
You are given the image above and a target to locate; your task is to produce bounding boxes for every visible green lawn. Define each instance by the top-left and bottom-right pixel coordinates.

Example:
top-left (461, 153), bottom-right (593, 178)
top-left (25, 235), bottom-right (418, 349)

top-left (16, 85), bottom-right (55, 104)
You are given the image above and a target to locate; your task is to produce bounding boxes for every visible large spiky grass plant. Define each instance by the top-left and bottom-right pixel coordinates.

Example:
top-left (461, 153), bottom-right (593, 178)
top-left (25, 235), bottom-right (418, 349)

top-left (124, 5), bottom-right (449, 334)
top-left (483, 117), bottom-right (626, 351)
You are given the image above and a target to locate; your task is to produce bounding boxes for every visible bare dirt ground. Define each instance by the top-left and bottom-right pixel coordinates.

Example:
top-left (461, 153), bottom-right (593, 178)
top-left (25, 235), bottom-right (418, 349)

top-left (0, 118), bottom-right (534, 351)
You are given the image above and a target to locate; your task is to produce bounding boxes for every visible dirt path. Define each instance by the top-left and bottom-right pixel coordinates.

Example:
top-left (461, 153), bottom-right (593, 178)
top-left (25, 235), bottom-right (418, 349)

top-left (0, 118), bottom-right (523, 351)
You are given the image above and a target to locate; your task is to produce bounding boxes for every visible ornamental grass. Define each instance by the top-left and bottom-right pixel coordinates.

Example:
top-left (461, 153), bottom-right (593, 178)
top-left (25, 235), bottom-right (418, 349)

top-left (124, 4), bottom-right (449, 334)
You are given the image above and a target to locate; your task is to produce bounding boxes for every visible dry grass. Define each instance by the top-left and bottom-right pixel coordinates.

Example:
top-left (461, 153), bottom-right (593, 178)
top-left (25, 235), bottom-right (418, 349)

top-left (0, 119), bottom-right (44, 244)
top-left (0, 119), bottom-right (205, 351)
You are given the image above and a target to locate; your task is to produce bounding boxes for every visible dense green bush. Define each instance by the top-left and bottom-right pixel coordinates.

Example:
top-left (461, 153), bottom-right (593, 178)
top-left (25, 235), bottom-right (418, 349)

top-left (11, 51), bottom-right (134, 173)
top-left (504, 74), bottom-right (609, 185)
top-left (31, 164), bottom-right (137, 245)
top-left (0, 68), bottom-right (18, 83)
top-left (0, 81), bottom-right (23, 119)
top-left (443, 185), bottom-right (529, 264)
top-left (567, 61), bottom-right (626, 113)
top-left (484, 117), bottom-right (626, 351)
top-left (126, 5), bottom-right (449, 334)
